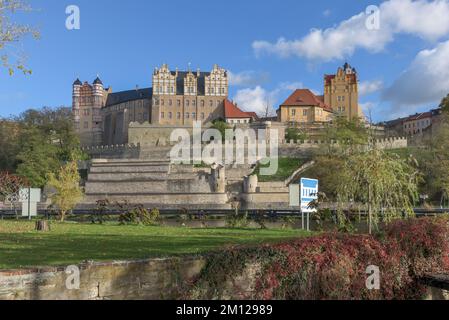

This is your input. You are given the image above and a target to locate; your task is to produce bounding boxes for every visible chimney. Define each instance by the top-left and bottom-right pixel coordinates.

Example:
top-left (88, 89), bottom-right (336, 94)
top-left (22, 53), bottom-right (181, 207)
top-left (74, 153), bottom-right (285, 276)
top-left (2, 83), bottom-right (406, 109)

top-left (197, 68), bottom-right (200, 77)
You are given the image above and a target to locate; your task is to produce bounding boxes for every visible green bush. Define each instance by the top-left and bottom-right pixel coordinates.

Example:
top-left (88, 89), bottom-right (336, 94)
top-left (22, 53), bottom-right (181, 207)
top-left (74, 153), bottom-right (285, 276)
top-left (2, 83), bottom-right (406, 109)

top-left (226, 212), bottom-right (249, 229)
top-left (118, 204), bottom-right (160, 226)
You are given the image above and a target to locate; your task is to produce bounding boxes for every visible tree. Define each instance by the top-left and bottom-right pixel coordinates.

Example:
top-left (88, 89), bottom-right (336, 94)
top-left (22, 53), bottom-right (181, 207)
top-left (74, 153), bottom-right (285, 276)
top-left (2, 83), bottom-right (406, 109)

top-left (0, 172), bottom-right (29, 218)
top-left (439, 93), bottom-right (449, 114)
top-left (0, 0), bottom-right (39, 75)
top-left (285, 127), bottom-right (307, 142)
top-left (0, 119), bottom-right (20, 172)
top-left (47, 160), bottom-right (83, 222)
top-left (12, 106), bottom-right (85, 186)
top-left (427, 96), bottom-right (449, 206)
top-left (322, 117), bottom-right (369, 156)
top-left (16, 126), bottom-right (60, 187)
top-left (211, 119), bottom-right (230, 141)
top-left (335, 149), bottom-right (420, 234)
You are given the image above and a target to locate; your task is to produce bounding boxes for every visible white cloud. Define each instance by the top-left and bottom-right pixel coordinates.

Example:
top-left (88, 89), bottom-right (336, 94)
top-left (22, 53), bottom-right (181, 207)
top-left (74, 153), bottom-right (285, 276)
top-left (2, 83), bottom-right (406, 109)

top-left (253, 0), bottom-right (449, 62)
top-left (228, 70), bottom-right (270, 87)
top-left (234, 86), bottom-right (270, 116)
top-left (359, 80), bottom-right (384, 96)
top-left (233, 82), bottom-right (304, 116)
top-left (382, 39), bottom-right (449, 113)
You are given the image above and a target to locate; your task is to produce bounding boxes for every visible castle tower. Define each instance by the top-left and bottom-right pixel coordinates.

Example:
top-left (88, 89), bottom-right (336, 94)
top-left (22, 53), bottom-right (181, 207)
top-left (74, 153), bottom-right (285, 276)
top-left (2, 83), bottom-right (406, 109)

top-left (324, 62), bottom-right (363, 119)
top-left (72, 78), bottom-right (82, 132)
top-left (91, 77), bottom-right (104, 146)
top-left (72, 77), bottom-right (106, 146)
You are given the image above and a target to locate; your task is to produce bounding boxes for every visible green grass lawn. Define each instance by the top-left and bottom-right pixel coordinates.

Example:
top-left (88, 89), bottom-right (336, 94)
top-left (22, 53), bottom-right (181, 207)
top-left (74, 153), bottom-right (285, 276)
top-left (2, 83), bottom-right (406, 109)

top-left (0, 221), bottom-right (311, 270)
top-left (255, 157), bottom-right (304, 182)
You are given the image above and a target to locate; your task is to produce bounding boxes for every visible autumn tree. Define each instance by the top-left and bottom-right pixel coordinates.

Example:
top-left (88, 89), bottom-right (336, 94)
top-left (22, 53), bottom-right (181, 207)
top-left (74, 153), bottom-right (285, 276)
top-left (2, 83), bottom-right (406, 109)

top-left (427, 94), bottom-right (449, 205)
top-left (335, 149), bottom-right (420, 234)
top-left (0, 0), bottom-right (39, 75)
top-left (47, 160), bottom-right (83, 222)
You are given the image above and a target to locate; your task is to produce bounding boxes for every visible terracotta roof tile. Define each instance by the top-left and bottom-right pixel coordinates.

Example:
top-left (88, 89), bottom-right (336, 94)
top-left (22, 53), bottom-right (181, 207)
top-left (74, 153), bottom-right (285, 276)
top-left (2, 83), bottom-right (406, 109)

top-left (224, 99), bottom-right (255, 119)
top-left (281, 89), bottom-right (333, 112)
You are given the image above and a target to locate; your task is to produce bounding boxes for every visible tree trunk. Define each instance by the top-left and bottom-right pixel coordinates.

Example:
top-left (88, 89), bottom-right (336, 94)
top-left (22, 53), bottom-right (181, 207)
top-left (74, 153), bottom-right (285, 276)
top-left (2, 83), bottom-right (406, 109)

top-left (35, 220), bottom-right (50, 232)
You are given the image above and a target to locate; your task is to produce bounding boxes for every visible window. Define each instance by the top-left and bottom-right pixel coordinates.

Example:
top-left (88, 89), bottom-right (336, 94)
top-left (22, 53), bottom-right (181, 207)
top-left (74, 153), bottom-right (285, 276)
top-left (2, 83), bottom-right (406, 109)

top-left (192, 112), bottom-right (196, 119)
top-left (209, 100), bottom-right (213, 107)
top-left (192, 100), bottom-right (196, 107)
top-left (292, 109), bottom-right (296, 116)
top-left (177, 100), bottom-right (181, 107)
top-left (201, 100), bottom-right (205, 107)
top-left (161, 99), bottom-right (165, 106)
top-left (169, 112), bottom-right (172, 119)
top-left (303, 110), bottom-right (308, 116)
top-left (201, 113), bottom-right (205, 120)
top-left (177, 112), bottom-right (181, 119)
top-left (161, 112), bottom-right (165, 119)
top-left (84, 122), bottom-right (89, 129)
top-left (186, 100), bottom-right (190, 107)
top-left (185, 113), bottom-right (190, 119)
top-left (169, 100), bottom-right (173, 106)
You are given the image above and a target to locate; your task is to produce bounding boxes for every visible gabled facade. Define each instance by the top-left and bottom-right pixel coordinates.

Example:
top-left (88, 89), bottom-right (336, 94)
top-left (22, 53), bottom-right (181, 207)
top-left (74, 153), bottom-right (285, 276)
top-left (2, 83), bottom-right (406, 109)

top-left (278, 89), bottom-right (334, 124)
top-left (324, 62), bottom-right (363, 119)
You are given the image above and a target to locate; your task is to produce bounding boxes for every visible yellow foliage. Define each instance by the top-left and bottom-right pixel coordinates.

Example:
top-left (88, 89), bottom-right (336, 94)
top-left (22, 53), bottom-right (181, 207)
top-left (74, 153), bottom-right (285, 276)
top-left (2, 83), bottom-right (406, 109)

top-left (47, 161), bottom-right (83, 222)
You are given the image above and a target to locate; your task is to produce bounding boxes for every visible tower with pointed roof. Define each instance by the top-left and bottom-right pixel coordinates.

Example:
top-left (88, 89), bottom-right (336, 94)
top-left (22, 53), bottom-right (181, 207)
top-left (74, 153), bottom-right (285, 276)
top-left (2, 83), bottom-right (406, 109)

top-left (72, 76), bottom-right (110, 146)
top-left (324, 62), bottom-right (363, 120)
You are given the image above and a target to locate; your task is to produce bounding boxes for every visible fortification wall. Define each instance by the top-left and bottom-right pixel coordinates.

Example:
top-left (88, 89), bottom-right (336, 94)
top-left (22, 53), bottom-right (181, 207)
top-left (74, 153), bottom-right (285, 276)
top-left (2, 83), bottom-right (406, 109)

top-left (82, 144), bottom-right (140, 159)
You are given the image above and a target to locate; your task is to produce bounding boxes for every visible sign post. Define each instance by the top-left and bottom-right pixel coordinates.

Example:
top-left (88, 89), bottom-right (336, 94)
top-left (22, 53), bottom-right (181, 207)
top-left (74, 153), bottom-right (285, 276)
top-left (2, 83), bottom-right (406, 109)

top-left (290, 178), bottom-right (319, 231)
top-left (300, 178), bottom-right (319, 232)
top-left (19, 188), bottom-right (41, 219)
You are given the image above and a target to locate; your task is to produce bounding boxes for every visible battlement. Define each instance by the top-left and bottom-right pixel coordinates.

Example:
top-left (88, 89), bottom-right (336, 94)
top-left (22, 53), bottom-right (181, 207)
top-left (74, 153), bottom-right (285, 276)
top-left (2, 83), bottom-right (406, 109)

top-left (278, 136), bottom-right (407, 149)
top-left (81, 143), bottom-right (141, 159)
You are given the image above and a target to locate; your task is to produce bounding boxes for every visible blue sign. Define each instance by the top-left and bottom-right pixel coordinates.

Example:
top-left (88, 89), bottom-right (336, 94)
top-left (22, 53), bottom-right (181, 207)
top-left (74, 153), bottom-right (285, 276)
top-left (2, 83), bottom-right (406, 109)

top-left (300, 178), bottom-right (319, 213)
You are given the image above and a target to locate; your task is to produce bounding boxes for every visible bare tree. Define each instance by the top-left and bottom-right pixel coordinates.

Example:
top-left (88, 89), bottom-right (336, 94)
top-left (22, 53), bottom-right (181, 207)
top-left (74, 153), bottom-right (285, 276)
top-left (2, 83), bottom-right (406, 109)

top-left (0, 172), bottom-right (29, 219)
top-left (0, 0), bottom-right (39, 75)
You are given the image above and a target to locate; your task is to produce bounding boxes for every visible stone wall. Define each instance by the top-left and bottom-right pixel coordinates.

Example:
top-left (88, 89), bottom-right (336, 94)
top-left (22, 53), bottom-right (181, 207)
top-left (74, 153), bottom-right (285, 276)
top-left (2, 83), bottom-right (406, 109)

top-left (1, 256), bottom-right (446, 300)
top-left (0, 257), bottom-right (205, 300)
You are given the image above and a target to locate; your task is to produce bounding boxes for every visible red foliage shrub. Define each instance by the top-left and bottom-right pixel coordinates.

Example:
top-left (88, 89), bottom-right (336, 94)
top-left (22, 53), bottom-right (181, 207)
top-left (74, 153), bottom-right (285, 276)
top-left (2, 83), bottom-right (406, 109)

top-left (385, 216), bottom-right (449, 277)
top-left (188, 217), bottom-right (449, 300)
top-left (255, 234), bottom-right (413, 300)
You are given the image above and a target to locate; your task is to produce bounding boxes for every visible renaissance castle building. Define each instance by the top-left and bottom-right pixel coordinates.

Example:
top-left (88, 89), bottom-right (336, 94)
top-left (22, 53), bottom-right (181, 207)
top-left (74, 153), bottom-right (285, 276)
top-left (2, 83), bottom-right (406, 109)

top-left (73, 62), bottom-right (363, 147)
top-left (73, 64), bottom-right (229, 146)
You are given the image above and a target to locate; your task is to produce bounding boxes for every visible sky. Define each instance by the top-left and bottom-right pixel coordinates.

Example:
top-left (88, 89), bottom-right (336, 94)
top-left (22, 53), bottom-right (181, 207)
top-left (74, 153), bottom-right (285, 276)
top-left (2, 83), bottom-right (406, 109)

top-left (1, 0), bottom-right (449, 122)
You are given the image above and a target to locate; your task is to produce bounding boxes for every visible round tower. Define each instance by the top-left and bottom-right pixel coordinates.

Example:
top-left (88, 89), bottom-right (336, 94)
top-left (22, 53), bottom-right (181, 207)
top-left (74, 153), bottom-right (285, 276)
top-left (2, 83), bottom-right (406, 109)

top-left (72, 78), bottom-right (82, 129)
top-left (92, 76), bottom-right (104, 106)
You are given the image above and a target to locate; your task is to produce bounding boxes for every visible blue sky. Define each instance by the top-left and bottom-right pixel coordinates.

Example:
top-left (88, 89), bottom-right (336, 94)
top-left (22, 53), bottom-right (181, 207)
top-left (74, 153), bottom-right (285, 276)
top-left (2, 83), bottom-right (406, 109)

top-left (1, 0), bottom-right (449, 122)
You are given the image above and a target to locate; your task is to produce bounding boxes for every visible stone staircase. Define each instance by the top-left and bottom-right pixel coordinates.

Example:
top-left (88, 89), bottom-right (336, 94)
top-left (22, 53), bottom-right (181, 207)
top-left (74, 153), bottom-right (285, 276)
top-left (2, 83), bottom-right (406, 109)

top-left (81, 159), bottom-right (231, 210)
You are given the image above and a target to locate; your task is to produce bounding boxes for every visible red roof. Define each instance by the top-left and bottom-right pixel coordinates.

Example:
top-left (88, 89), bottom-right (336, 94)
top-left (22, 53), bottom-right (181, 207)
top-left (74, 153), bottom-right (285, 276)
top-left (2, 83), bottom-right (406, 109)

top-left (281, 89), bottom-right (333, 112)
top-left (224, 99), bottom-right (257, 119)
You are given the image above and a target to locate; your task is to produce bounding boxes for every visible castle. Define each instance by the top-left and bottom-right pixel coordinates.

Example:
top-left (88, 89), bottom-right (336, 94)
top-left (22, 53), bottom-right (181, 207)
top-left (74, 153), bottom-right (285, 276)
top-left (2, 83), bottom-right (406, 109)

top-left (73, 64), bottom-right (235, 146)
top-left (73, 63), bottom-right (363, 147)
